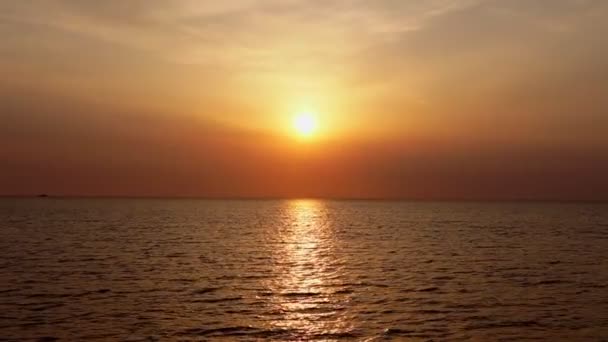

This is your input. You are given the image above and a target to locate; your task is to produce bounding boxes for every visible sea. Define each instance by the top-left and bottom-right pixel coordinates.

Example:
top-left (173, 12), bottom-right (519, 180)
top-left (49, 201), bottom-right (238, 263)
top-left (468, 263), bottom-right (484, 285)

top-left (1, 198), bottom-right (607, 341)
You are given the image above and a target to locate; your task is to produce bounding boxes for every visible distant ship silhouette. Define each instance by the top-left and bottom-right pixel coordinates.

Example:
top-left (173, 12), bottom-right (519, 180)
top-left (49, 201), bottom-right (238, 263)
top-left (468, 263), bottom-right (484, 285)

top-left (37, 194), bottom-right (49, 198)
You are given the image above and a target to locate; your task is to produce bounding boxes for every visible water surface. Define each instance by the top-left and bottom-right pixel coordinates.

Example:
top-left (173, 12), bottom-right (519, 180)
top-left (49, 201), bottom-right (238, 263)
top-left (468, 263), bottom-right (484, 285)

top-left (1, 199), bottom-right (607, 340)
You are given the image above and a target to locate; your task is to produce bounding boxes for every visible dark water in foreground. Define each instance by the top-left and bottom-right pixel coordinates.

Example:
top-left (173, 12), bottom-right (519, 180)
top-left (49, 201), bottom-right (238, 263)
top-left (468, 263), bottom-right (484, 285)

top-left (1, 199), bottom-right (607, 341)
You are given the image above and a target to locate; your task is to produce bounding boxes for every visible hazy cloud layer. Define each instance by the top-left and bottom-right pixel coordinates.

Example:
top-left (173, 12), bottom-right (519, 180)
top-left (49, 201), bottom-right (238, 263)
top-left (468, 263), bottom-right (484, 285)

top-left (1, 0), bottom-right (607, 198)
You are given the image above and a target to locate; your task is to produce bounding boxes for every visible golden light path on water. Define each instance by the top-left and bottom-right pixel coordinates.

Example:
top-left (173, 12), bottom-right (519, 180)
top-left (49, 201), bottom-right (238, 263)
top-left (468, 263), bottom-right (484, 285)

top-left (266, 200), bottom-right (355, 338)
top-left (3, 200), bottom-right (608, 340)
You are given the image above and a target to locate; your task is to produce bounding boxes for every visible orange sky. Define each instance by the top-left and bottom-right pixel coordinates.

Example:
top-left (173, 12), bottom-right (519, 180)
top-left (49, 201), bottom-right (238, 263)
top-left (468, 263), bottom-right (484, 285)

top-left (1, 1), bottom-right (608, 199)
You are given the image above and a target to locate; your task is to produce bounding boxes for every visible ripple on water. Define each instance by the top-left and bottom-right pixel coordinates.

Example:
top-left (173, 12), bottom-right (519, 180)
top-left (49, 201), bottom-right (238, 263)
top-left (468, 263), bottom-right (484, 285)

top-left (1, 199), bottom-right (607, 341)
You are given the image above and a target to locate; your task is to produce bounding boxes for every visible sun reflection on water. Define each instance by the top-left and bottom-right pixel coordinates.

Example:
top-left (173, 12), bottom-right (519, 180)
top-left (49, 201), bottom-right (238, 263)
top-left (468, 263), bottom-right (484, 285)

top-left (267, 200), bottom-right (353, 337)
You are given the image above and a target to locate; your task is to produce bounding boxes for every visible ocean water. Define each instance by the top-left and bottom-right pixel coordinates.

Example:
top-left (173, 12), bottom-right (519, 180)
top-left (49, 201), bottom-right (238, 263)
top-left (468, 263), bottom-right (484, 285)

top-left (1, 199), bottom-right (607, 341)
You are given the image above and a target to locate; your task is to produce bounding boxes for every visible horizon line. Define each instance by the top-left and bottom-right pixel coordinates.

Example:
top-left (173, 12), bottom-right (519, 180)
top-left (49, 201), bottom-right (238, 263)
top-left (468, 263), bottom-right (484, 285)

top-left (1, 195), bottom-right (607, 203)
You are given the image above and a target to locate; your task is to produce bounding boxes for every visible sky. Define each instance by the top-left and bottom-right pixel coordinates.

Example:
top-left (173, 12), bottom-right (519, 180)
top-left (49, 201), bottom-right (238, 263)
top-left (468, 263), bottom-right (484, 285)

top-left (1, 0), bottom-right (608, 200)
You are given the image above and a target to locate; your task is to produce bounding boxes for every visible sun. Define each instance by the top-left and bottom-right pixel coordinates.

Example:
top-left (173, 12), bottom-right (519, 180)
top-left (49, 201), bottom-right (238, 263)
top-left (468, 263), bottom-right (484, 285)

top-left (293, 112), bottom-right (318, 137)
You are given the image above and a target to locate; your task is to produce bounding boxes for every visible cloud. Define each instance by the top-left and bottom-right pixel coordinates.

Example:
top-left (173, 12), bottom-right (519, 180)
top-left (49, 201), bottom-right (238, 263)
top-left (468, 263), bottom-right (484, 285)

top-left (2, 0), bottom-right (606, 124)
top-left (1, 0), bottom-right (608, 198)
top-left (0, 1), bottom-right (481, 67)
top-left (345, 0), bottom-right (608, 142)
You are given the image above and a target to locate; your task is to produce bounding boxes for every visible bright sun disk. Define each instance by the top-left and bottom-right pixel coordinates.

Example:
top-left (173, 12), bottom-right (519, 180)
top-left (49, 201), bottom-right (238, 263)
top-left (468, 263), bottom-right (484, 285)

top-left (293, 112), bottom-right (318, 137)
